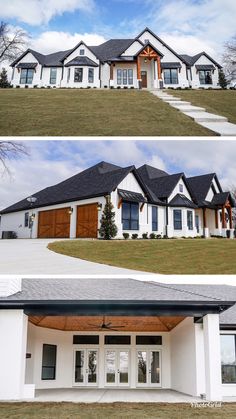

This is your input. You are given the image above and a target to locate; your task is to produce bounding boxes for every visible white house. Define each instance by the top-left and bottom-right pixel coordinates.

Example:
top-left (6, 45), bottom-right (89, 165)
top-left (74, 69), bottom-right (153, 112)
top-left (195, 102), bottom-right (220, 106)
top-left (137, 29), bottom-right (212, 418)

top-left (0, 278), bottom-right (236, 402)
top-left (0, 161), bottom-right (234, 240)
top-left (10, 28), bottom-right (222, 90)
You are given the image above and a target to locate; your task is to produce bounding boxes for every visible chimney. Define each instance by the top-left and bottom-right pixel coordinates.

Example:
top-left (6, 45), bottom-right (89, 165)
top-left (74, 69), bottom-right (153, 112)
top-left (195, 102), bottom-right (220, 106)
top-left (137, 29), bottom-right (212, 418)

top-left (0, 278), bottom-right (22, 297)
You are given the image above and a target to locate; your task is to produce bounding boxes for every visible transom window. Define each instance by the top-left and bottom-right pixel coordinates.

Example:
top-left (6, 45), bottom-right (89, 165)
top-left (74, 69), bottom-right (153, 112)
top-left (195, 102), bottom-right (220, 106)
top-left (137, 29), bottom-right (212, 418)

top-left (80, 49), bottom-right (85, 55)
top-left (50, 68), bottom-right (57, 85)
top-left (221, 335), bottom-right (236, 384)
top-left (24, 212), bottom-right (29, 228)
top-left (187, 211), bottom-right (193, 230)
top-left (163, 69), bottom-right (178, 85)
top-left (152, 206), bottom-right (158, 231)
top-left (199, 70), bottom-right (212, 85)
top-left (122, 201), bottom-right (139, 230)
top-left (117, 69), bottom-right (133, 85)
top-left (88, 68), bottom-right (94, 83)
top-left (74, 68), bottom-right (83, 82)
top-left (41, 344), bottom-right (57, 380)
top-left (20, 69), bottom-right (34, 84)
top-left (173, 209), bottom-right (182, 230)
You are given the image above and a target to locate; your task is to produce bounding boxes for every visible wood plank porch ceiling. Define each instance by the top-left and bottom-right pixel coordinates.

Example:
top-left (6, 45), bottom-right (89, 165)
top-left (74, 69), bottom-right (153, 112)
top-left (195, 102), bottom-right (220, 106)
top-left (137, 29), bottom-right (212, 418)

top-left (29, 316), bottom-right (185, 332)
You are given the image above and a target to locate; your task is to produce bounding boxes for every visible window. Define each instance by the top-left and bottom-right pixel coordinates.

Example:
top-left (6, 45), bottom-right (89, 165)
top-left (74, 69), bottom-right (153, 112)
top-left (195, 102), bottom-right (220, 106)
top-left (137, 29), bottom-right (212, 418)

top-left (105, 336), bottom-right (131, 345)
top-left (136, 336), bottom-right (162, 345)
top-left (24, 212), bottom-right (29, 228)
top-left (163, 69), bottom-right (178, 85)
top-left (88, 68), bottom-right (94, 83)
top-left (67, 68), bottom-right (71, 83)
top-left (49, 68), bottom-right (57, 85)
top-left (74, 68), bottom-right (83, 82)
top-left (73, 335), bottom-right (99, 344)
top-left (199, 70), bottom-right (212, 85)
top-left (179, 184), bottom-right (184, 193)
top-left (187, 211), bottom-right (193, 230)
top-left (20, 69), bottom-right (34, 84)
top-left (41, 344), bottom-right (57, 380)
top-left (117, 69), bottom-right (133, 85)
top-left (152, 207), bottom-right (158, 231)
top-left (221, 335), bottom-right (236, 383)
top-left (144, 39), bottom-right (149, 44)
top-left (80, 49), bottom-right (85, 56)
top-left (122, 202), bottom-right (139, 230)
top-left (173, 209), bottom-right (182, 230)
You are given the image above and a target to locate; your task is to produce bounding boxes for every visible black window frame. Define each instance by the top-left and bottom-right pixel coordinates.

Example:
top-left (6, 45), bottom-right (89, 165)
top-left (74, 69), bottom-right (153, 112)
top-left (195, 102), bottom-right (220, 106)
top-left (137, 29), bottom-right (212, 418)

top-left (20, 68), bottom-right (34, 84)
top-left (122, 201), bottom-right (139, 231)
top-left (80, 49), bottom-right (85, 56)
top-left (187, 210), bottom-right (193, 230)
top-left (136, 336), bottom-right (162, 345)
top-left (163, 69), bottom-right (178, 85)
top-left (117, 69), bottom-right (134, 85)
top-left (41, 344), bottom-right (57, 381)
top-left (49, 68), bottom-right (57, 85)
top-left (221, 334), bottom-right (236, 384)
top-left (74, 68), bottom-right (83, 83)
top-left (173, 209), bottom-right (182, 230)
top-left (105, 336), bottom-right (131, 345)
top-left (199, 70), bottom-right (213, 85)
top-left (73, 335), bottom-right (99, 345)
top-left (152, 206), bottom-right (158, 232)
top-left (88, 68), bottom-right (94, 83)
top-left (24, 212), bottom-right (29, 228)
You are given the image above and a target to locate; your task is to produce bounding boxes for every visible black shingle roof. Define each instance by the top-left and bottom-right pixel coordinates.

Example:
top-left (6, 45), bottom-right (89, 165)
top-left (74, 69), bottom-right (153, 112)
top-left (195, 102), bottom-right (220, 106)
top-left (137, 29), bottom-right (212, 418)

top-left (169, 194), bottom-right (198, 209)
top-left (65, 56), bottom-right (98, 67)
top-left (179, 52), bottom-right (222, 69)
top-left (187, 173), bottom-right (217, 205)
top-left (0, 162), bottom-right (138, 214)
top-left (161, 62), bottom-right (182, 69)
top-left (90, 39), bottom-right (135, 61)
top-left (137, 167), bottom-right (184, 200)
top-left (0, 278), bottom-right (235, 303)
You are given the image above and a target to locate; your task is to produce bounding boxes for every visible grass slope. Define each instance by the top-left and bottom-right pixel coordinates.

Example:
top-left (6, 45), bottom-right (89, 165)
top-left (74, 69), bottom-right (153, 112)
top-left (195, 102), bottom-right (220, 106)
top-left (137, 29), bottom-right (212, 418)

top-left (0, 403), bottom-right (236, 419)
top-left (48, 239), bottom-right (236, 275)
top-left (0, 89), bottom-right (214, 136)
top-left (172, 90), bottom-right (236, 124)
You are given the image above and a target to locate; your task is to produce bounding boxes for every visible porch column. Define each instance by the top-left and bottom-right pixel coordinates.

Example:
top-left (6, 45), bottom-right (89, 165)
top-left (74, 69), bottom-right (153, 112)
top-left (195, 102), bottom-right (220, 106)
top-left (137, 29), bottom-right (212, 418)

top-left (110, 64), bottom-right (114, 81)
top-left (222, 205), bottom-right (226, 229)
top-left (203, 208), bottom-right (209, 237)
top-left (69, 204), bottom-right (77, 238)
top-left (0, 310), bottom-right (30, 400)
top-left (157, 56), bottom-right (162, 80)
top-left (215, 209), bottom-right (219, 229)
top-left (228, 206), bottom-right (233, 229)
top-left (203, 314), bottom-right (222, 401)
top-left (137, 56), bottom-right (141, 88)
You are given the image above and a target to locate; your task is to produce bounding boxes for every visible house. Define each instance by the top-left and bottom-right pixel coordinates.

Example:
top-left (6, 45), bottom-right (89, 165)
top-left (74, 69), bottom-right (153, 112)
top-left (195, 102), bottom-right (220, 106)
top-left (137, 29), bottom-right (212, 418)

top-left (0, 161), bottom-right (235, 240)
top-left (10, 28), bottom-right (222, 90)
top-left (0, 277), bottom-right (236, 401)
top-left (0, 161), bottom-right (234, 240)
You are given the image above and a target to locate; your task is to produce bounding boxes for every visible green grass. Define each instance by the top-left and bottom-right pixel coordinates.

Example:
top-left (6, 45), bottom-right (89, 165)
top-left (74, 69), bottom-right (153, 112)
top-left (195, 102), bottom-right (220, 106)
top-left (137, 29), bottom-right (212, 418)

top-left (171, 90), bottom-right (236, 124)
top-left (0, 89), bottom-right (215, 136)
top-left (0, 403), bottom-right (235, 419)
top-left (48, 238), bottom-right (236, 275)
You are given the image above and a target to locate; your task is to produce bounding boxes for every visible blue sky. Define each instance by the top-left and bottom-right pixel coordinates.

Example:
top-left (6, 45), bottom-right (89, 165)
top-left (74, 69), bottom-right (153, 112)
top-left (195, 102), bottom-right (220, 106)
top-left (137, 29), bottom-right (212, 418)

top-left (0, 140), bottom-right (236, 210)
top-left (1, 0), bottom-right (235, 58)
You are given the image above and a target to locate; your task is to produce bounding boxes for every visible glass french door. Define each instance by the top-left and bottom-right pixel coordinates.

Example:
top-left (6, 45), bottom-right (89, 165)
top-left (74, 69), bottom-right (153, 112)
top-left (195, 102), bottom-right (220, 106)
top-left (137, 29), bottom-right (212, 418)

top-left (137, 350), bottom-right (161, 387)
top-left (74, 349), bottom-right (98, 386)
top-left (105, 350), bottom-right (130, 387)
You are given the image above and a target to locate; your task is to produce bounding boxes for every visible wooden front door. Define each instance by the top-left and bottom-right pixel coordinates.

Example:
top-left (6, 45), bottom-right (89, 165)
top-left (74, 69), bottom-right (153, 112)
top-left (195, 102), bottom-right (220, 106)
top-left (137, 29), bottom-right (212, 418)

top-left (141, 71), bottom-right (147, 88)
top-left (77, 204), bottom-right (98, 238)
top-left (38, 208), bottom-right (70, 238)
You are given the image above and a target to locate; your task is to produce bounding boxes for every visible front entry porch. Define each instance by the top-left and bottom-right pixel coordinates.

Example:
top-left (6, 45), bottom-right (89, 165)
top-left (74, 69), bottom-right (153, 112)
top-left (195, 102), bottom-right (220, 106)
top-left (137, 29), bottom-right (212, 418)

top-left (33, 388), bottom-right (202, 403)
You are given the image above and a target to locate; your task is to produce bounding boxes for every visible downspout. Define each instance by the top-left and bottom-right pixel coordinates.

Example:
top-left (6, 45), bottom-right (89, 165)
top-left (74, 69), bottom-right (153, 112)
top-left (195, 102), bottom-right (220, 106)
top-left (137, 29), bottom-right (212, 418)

top-left (165, 199), bottom-right (168, 237)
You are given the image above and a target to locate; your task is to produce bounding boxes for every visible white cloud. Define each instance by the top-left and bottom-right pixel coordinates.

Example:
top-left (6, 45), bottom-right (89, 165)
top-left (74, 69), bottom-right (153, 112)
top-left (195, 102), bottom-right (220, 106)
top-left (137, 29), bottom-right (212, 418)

top-left (0, 0), bottom-right (95, 26)
top-left (30, 31), bottom-right (106, 54)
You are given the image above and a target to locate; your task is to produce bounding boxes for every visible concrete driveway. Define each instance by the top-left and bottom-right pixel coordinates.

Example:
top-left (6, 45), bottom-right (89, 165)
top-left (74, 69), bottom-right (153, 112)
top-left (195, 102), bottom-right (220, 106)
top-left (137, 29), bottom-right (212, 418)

top-left (0, 239), bottom-right (148, 275)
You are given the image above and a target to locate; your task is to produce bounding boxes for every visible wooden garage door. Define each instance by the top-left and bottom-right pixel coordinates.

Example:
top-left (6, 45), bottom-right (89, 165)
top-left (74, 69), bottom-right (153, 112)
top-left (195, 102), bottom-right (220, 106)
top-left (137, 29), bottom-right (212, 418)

top-left (38, 208), bottom-right (70, 238)
top-left (76, 204), bottom-right (98, 238)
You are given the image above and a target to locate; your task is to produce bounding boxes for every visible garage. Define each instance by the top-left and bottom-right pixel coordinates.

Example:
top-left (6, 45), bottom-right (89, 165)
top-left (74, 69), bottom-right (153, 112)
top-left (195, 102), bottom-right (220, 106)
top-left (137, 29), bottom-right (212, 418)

top-left (77, 204), bottom-right (98, 238)
top-left (38, 208), bottom-right (71, 238)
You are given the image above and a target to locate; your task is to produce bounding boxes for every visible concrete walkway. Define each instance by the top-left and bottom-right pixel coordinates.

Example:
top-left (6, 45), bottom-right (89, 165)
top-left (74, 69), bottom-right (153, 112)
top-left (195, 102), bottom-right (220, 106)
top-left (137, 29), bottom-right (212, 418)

top-left (0, 239), bottom-right (147, 275)
top-left (151, 90), bottom-right (236, 136)
top-left (33, 388), bottom-right (201, 403)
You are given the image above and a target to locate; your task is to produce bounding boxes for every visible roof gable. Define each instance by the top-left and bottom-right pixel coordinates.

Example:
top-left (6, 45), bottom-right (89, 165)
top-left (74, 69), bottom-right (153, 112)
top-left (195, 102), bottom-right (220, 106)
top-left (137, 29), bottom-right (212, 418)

top-left (62, 41), bottom-right (98, 63)
top-left (187, 173), bottom-right (222, 205)
top-left (179, 52), bottom-right (222, 68)
top-left (90, 39), bottom-right (134, 61)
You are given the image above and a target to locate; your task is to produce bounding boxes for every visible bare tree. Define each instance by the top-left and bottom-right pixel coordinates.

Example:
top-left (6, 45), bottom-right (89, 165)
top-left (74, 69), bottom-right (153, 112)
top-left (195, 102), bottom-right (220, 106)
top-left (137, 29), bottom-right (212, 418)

top-left (0, 141), bottom-right (29, 175)
top-left (223, 35), bottom-right (236, 84)
top-left (0, 21), bottom-right (28, 63)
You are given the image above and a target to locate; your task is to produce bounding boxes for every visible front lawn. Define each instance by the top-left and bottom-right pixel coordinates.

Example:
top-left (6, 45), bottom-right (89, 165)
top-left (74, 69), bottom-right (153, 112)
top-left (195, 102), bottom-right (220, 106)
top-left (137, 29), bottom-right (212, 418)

top-left (48, 238), bottom-right (236, 275)
top-left (0, 89), bottom-right (215, 136)
top-left (171, 90), bottom-right (236, 124)
top-left (0, 403), bottom-right (235, 419)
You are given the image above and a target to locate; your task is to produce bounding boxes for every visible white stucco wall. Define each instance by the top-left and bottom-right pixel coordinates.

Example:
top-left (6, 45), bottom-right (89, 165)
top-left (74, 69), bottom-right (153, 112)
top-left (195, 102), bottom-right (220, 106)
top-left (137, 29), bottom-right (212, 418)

top-left (11, 52), bottom-right (42, 88)
top-left (113, 63), bottom-right (137, 88)
top-left (121, 41), bottom-right (143, 56)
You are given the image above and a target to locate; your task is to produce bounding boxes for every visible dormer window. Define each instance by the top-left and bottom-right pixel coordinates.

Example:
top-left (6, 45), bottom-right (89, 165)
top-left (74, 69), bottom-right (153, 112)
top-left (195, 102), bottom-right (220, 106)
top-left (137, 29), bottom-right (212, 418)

top-left (80, 49), bottom-right (85, 56)
top-left (179, 184), bottom-right (184, 193)
top-left (144, 39), bottom-right (149, 44)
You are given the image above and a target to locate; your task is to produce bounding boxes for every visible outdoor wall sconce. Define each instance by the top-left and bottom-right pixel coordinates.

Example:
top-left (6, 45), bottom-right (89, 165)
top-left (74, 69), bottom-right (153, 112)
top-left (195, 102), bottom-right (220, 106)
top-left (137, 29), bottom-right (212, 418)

top-left (68, 208), bottom-right (73, 215)
top-left (97, 203), bottom-right (103, 211)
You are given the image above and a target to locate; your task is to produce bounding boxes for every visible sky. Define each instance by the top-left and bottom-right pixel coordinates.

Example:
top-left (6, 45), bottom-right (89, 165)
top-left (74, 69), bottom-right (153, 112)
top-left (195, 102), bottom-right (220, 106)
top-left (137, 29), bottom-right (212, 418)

top-left (0, 0), bottom-right (236, 64)
top-left (0, 139), bottom-right (236, 210)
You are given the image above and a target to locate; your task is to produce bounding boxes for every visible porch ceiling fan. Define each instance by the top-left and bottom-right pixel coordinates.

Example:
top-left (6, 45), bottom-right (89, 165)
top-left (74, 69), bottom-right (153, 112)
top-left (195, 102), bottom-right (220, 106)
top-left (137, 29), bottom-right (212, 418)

top-left (88, 316), bottom-right (126, 331)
